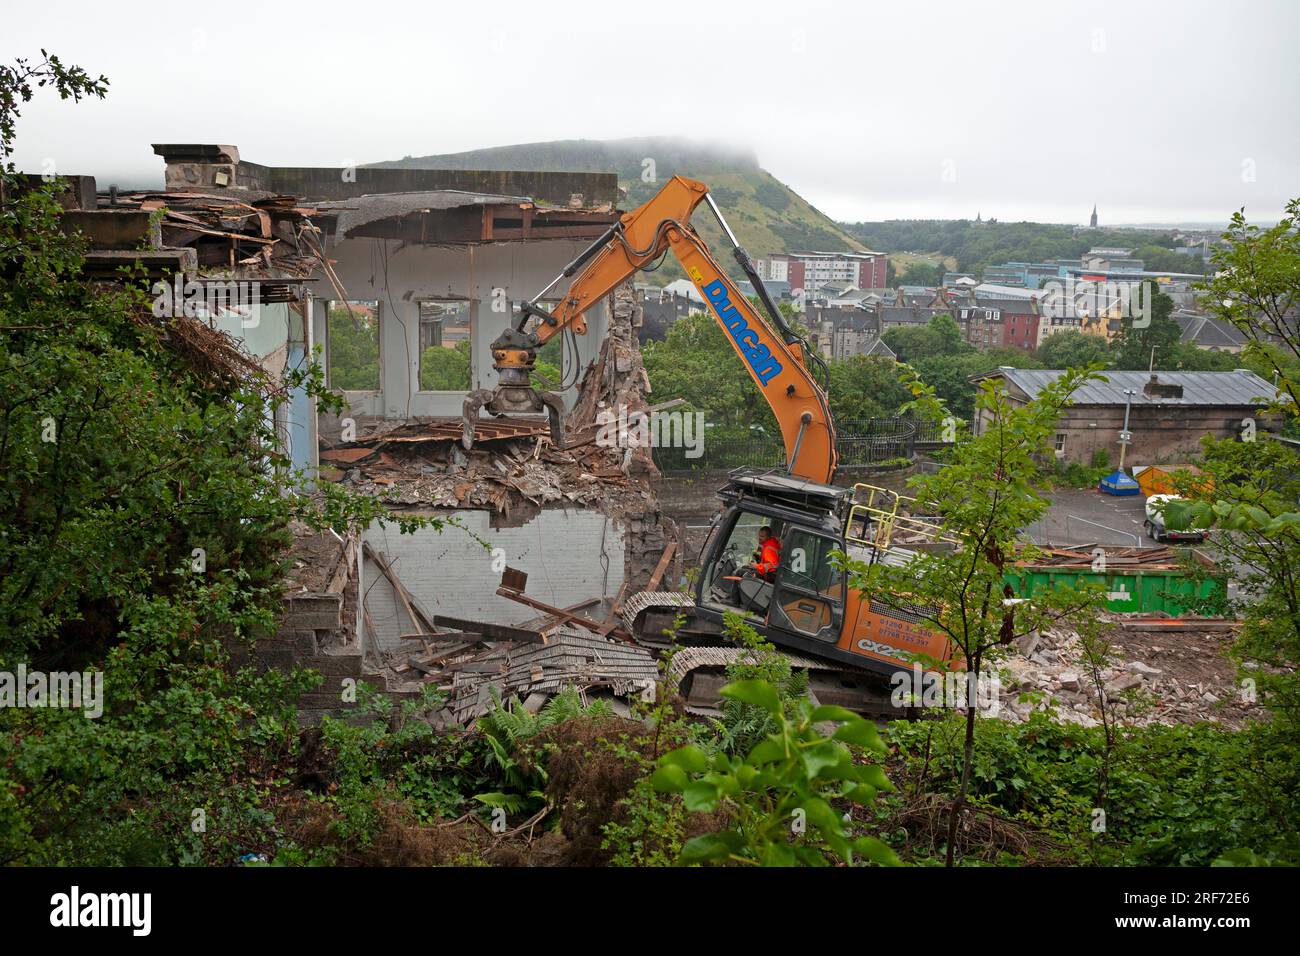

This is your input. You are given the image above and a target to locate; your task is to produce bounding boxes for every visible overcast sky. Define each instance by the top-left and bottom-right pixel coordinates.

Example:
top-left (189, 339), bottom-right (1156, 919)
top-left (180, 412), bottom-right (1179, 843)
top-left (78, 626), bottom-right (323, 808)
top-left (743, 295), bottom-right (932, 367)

top-left (6, 0), bottom-right (1297, 225)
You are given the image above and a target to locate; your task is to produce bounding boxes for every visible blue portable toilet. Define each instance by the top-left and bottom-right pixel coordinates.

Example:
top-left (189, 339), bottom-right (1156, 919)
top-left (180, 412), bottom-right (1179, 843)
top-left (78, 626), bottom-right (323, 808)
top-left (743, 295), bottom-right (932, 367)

top-left (1100, 469), bottom-right (1141, 496)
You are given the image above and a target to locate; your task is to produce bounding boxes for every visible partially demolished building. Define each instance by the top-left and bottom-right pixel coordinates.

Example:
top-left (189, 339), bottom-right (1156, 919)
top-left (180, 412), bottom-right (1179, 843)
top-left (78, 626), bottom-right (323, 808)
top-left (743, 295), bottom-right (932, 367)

top-left (74, 143), bottom-right (686, 721)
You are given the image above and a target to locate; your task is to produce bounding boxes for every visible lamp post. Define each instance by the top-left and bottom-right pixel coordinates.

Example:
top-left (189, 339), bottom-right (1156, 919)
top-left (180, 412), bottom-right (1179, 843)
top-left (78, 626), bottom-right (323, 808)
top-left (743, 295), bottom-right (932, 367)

top-left (1117, 388), bottom-right (1136, 473)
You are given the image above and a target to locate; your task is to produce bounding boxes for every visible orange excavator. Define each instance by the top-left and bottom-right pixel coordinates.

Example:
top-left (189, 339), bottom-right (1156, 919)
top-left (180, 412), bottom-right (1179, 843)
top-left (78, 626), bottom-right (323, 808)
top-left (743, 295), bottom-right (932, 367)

top-left (462, 176), bottom-right (836, 484)
top-left (464, 176), bottom-right (958, 712)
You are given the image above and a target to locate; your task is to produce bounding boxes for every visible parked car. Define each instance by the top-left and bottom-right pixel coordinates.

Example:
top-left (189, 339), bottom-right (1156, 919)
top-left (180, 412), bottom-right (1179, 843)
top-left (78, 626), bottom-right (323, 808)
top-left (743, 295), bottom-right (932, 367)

top-left (1144, 494), bottom-right (1205, 543)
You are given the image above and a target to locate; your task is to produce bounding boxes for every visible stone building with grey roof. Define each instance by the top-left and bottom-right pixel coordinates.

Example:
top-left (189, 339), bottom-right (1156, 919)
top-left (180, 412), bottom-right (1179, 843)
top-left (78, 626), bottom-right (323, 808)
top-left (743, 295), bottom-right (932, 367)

top-left (971, 368), bottom-right (1282, 465)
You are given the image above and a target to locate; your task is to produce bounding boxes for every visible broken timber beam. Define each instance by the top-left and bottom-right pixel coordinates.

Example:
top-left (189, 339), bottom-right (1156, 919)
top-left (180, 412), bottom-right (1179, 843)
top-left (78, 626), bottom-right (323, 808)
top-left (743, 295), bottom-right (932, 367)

top-left (597, 583), bottom-right (628, 637)
top-left (432, 615), bottom-right (547, 644)
top-left (495, 585), bottom-right (609, 635)
top-left (645, 540), bottom-right (677, 593)
top-left (326, 533), bottom-right (359, 595)
top-left (361, 605), bottom-right (381, 666)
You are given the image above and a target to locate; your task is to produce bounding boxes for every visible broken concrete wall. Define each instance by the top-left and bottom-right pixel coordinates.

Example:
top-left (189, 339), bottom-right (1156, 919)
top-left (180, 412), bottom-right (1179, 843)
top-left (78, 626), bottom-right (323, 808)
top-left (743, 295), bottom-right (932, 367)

top-left (299, 276), bottom-right (682, 706)
top-left (361, 509), bottom-right (626, 652)
top-left (233, 527), bottom-right (379, 724)
top-left (307, 238), bottom-right (610, 419)
top-left (234, 587), bottom-right (371, 726)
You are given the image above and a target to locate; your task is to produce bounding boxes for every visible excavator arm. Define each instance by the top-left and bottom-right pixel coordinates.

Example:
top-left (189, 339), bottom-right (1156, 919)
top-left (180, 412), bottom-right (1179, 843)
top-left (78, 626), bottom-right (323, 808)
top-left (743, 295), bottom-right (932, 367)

top-left (464, 175), bottom-right (838, 485)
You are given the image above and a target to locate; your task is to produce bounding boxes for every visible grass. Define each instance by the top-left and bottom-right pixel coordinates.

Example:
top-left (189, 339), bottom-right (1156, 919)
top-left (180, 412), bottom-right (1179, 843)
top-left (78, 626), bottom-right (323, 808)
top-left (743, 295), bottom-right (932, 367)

top-left (888, 251), bottom-right (959, 274)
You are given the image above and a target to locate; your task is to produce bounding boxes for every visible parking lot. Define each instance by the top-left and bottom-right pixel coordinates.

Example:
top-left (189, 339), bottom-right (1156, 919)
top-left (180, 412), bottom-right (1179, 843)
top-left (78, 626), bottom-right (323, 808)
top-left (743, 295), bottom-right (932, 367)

top-left (1029, 487), bottom-right (1152, 547)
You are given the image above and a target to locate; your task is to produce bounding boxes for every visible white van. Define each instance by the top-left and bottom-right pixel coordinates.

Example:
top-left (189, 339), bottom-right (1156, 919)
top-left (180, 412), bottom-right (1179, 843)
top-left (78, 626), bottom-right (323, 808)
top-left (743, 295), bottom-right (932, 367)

top-left (1144, 494), bottom-right (1205, 543)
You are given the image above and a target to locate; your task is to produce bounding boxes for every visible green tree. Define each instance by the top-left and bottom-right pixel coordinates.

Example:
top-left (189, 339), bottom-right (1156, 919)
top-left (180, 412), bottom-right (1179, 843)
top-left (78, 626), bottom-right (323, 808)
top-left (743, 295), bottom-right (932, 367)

top-left (327, 307), bottom-right (379, 390)
top-left (840, 365), bottom-right (1103, 866)
top-left (642, 309), bottom-right (778, 432)
top-left (419, 339), bottom-right (471, 391)
top-left (883, 312), bottom-right (968, 364)
top-left (882, 324), bottom-right (944, 362)
top-left (827, 355), bottom-right (911, 422)
top-left (1132, 243), bottom-right (1205, 275)
top-left (844, 219), bottom-right (1179, 282)
top-left (910, 348), bottom-right (1042, 421)
top-left (1173, 199), bottom-right (1300, 717)
top-left (1036, 329), bottom-right (1113, 369)
top-left (0, 52), bottom-right (446, 864)
top-left (928, 311), bottom-right (965, 353)
top-left (1168, 342), bottom-right (1239, 371)
top-left (1161, 200), bottom-right (1300, 861)
top-left (896, 260), bottom-right (943, 288)
top-left (1199, 198), bottom-right (1300, 417)
top-left (1112, 284), bottom-right (1181, 370)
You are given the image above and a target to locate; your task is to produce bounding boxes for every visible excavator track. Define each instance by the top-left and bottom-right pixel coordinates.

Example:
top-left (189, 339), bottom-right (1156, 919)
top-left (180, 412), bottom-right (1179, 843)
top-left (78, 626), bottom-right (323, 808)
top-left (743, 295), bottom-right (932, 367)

top-left (625, 593), bottom-right (896, 717)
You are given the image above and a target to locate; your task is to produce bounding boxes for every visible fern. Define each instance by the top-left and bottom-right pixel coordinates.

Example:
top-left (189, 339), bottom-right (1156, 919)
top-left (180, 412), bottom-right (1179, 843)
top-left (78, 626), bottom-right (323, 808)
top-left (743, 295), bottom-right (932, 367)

top-left (541, 686), bottom-right (613, 725)
top-left (473, 685), bottom-right (618, 815)
top-left (713, 612), bottom-right (811, 756)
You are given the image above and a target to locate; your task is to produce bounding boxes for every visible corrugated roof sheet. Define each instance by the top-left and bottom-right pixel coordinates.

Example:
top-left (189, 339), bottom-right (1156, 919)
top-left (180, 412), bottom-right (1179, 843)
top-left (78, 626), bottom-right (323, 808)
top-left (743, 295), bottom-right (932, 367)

top-left (984, 368), bottom-right (1280, 407)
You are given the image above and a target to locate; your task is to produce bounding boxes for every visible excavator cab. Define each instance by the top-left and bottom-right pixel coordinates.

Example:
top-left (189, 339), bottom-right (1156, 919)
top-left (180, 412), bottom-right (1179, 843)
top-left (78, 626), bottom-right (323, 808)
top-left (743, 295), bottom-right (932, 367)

top-left (696, 472), bottom-right (849, 647)
top-left (703, 511), bottom-right (782, 615)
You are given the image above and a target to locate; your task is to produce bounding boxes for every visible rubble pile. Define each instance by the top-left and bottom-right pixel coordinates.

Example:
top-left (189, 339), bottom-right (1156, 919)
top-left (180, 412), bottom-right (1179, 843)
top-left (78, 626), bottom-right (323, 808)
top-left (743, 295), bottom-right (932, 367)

top-left (318, 417), bottom-right (655, 517)
top-left (446, 628), bottom-right (658, 723)
top-left (564, 282), bottom-right (655, 476)
top-left (1020, 545), bottom-right (1188, 569)
top-left (997, 616), bottom-right (1252, 729)
top-left (319, 283), bottom-right (663, 517)
top-left (295, 280), bottom-right (680, 724)
top-left (374, 611), bottom-right (658, 727)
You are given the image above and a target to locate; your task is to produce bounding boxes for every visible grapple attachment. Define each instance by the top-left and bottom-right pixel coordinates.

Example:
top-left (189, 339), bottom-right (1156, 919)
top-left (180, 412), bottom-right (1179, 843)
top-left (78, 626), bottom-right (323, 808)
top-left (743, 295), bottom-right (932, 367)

top-left (460, 327), bottom-right (564, 450)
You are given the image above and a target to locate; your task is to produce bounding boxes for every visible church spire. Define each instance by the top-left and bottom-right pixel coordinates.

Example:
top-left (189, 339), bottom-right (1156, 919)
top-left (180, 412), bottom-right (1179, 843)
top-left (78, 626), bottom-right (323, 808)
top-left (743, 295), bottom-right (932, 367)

top-left (1090, 204), bottom-right (1098, 228)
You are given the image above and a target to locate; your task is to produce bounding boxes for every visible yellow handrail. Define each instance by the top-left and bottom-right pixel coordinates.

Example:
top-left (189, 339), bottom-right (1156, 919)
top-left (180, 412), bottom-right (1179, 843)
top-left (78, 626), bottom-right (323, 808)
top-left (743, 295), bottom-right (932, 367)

top-left (845, 483), bottom-right (961, 549)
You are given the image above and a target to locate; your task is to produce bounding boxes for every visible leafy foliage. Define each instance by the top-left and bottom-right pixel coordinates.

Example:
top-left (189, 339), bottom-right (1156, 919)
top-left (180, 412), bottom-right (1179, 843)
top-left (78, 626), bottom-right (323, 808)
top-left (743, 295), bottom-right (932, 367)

top-left (419, 339), bottom-right (472, 391)
top-left (1198, 198), bottom-right (1300, 420)
top-left (825, 355), bottom-right (912, 421)
top-left (653, 677), bottom-right (900, 866)
top-left (474, 687), bottom-right (614, 814)
top-left (840, 364), bottom-right (1103, 864)
top-left (0, 51), bottom-right (448, 865)
top-left (326, 307), bottom-right (379, 390)
top-left (886, 712), bottom-right (1299, 866)
top-left (1036, 329), bottom-right (1113, 369)
top-left (1164, 201), bottom-right (1300, 750)
top-left (643, 309), bottom-right (780, 432)
top-left (707, 612), bottom-right (809, 757)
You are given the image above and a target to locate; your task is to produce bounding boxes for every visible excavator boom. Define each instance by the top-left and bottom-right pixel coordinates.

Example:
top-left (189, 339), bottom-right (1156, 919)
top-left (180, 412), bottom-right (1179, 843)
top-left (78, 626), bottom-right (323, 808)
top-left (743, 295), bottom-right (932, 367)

top-left (465, 176), bottom-right (838, 484)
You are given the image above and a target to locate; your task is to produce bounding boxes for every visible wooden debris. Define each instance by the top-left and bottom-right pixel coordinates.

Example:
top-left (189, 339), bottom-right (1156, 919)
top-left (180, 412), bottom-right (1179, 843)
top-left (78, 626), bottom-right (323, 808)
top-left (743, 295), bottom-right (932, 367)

top-left (363, 542), bottom-right (440, 635)
top-left (325, 533), bottom-right (358, 595)
top-left (645, 540), bottom-right (677, 592)
top-left (1018, 546), bottom-right (1188, 570)
top-left (496, 580), bottom-right (608, 635)
top-left (1116, 617), bottom-right (1241, 632)
top-left (432, 615), bottom-right (547, 644)
top-left (448, 627), bottom-right (658, 722)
